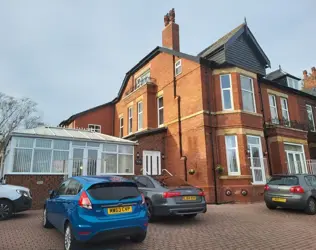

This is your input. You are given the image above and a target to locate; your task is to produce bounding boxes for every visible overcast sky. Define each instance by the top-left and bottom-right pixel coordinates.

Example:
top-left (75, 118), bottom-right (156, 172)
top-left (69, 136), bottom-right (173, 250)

top-left (0, 0), bottom-right (315, 125)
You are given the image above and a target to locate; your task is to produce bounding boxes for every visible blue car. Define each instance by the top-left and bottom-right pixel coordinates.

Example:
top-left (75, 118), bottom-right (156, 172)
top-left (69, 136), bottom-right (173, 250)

top-left (43, 176), bottom-right (148, 250)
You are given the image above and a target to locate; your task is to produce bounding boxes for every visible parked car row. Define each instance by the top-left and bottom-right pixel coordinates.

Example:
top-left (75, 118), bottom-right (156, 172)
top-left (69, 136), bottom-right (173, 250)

top-left (43, 175), bottom-right (207, 250)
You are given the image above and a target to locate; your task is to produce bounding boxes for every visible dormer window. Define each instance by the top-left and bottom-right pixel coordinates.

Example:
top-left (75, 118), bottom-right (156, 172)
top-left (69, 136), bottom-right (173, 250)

top-left (135, 70), bottom-right (151, 89)
top-left (287, 77), bottom-right (301, 90)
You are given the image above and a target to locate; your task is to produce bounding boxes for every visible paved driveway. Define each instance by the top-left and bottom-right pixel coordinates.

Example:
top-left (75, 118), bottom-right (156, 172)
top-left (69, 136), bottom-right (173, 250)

top-left (1, 203), bottom-right (316, 250)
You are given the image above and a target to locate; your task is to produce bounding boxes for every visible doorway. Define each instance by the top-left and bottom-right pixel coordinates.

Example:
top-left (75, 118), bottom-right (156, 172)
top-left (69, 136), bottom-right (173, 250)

top-left (143, 151), bottom-right (161, 175)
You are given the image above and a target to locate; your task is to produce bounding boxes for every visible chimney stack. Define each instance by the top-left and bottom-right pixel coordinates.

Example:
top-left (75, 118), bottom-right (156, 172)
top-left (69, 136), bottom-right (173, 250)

top-left (302, 67), bottom-right (316, 90)
top-left (312, 67), bottom-right (316, 77)
top-left (303, 70), bottom-right (308, 79)
top-left (162, 8), bottom-right (180, 52)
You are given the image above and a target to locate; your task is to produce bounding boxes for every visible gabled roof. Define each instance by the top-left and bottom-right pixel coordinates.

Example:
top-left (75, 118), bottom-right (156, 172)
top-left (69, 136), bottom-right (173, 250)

top-left (198, 23), bottom-right (270, 68)
top-left (12, 126), bottom-right (136, 144)
top-left (60, 47), bottom-right (214, 126)
top-left (266, 67), bottom-right (301, 81)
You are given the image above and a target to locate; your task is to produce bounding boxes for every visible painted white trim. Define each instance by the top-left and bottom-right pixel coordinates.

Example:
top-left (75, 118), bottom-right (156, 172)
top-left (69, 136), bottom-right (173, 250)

top-left (157, 96), bottom-right (164, 126)
top-left (87, 124), bottom-right (101, 133)
top-left (137, 101), bottom-right (143, 131)
top-left (284, 142), bottom-right (307, 173)
top-left (220, 74), bottom-right (234, 111)
top-left (268, 94), bottom-right (279, 124)
top-left (240, 75), bottom-right (256, 113)
top-left (225, 135), bottom-right (241, 176)
top-left (175, 59), bottom-right (182, 76)
top-left (280, 97), bottom-right (290, 122)
top-left (119, 117), bottom-right (124, 138)
top-left (128, 106), bottom-right (133, 134)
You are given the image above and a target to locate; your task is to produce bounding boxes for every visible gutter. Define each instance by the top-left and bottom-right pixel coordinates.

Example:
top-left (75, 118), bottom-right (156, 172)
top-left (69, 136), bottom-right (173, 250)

top-left (204, 66), bottom-right (219, 204)
top-left (172, 55), bottom-right (188, 181)
top-left (258, 81), bottom-right (273, 175)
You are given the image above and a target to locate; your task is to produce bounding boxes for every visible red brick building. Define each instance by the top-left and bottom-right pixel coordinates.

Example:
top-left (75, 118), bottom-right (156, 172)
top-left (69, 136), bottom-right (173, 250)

top-left (60, 9), bottom-right (316, 204)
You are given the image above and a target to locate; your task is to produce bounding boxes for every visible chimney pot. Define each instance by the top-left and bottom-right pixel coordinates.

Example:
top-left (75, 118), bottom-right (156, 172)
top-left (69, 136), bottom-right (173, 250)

top-left (312, 67), bottom-right (316, 77)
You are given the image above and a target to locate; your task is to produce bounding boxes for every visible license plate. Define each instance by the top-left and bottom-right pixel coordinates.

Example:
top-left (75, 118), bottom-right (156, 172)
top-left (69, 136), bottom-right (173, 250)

top-left (272, 197), bottom-right (286, 203)
top-left (107, 206), bottom-right (132, 215)
top-left (182, 196), bottom-right (197, 201)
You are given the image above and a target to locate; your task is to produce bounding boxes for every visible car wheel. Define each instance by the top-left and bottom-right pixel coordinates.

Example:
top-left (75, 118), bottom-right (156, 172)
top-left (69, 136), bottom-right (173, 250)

top-left (64, 223), bottom-right (79, 250)
top-left (145, 199), bottom-right (156, 222)
top-left (304, 198), bottom-right (316, 215)
top-left (43, 207), bottom-right (53, 228)
top-left (265, 203), bottom-right (277, 210)
top-left (0, 200), bottom-right (13, 221)
top-left (130, 231), bottom-right (147, 243)
top-left (183, 213), bottom-right (197, 218)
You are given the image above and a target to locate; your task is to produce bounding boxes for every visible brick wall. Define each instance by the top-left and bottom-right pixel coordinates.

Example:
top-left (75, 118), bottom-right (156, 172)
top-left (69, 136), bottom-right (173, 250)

top-left (5, 175), bottom-right (65, 210)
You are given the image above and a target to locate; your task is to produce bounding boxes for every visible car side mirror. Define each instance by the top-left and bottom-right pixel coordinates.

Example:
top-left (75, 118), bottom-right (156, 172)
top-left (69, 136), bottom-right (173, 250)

top-left (49, 190), bottom-right (56, 199)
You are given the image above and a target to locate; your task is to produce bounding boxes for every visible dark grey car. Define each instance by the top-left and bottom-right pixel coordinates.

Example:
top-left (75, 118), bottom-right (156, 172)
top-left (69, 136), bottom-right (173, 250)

top-left (130, 175), bottom-right (207, 221)
top-left (264, 174), bottom-right (316, 214)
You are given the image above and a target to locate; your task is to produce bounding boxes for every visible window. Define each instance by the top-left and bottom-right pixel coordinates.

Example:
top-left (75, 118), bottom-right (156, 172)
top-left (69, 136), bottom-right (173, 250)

top-left (135, 70), bottom-right (150, 89)
top-left (287, 77), bottom-right (302, 91)
top-left (305, 175), bottom-right (316, 187)
top-left (56, 180), bottom-right (70, 196)
top-left (306, 104), bottom-right (315, 131)
top-left (175, 60), bottom-right (182, 76)
top-left (220, 74), bottom-right (233, 110)
top-left (66, 180), bottom-right (82, 195)
top-left (137, 101), bottom-right (143, 130)
top-left (280, 97), bottom-right (290, 126)
top-left (128, 106), bottom-right (133, 134)
top-left (119, 117), bottom-right (124, 137)
top-left (268, 95), bottom-right (279, 124)
top-left (88, 124), bottom-right (101, 133)
top-left (157, 96), bottom-right (164, 126)
top-left (241, 75), bottom-right (256, 113)
top-left (32, 149), bottom-right (52, 173)
top-left (225, 135), bottom-right (240, 175)
top-left (284, 143), bottom-right (307, 174)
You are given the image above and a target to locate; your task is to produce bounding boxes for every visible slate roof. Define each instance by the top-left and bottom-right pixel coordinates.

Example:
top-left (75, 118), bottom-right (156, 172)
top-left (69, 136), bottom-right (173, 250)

top-left (266, 68), bottom-right (301, 81)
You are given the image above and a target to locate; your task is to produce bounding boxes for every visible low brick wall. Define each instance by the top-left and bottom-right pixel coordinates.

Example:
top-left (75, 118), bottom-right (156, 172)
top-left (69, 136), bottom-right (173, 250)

top-left (5, 175), bottom-right (65, 210)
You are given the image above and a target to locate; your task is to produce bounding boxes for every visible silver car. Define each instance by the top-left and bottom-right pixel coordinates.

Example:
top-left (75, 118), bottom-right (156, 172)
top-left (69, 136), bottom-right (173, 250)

top-left (130, 175), bottom-right (207, 221)
top-left (264, 174), bottom-right (316, 214)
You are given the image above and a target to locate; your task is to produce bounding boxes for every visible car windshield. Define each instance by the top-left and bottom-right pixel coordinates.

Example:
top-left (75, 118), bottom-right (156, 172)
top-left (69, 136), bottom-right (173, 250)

top-left (152, 175), bottom-right (192, 188)
top-left (268, 176), bottom-right (299, 186)
top-left (87, 182), bottom-right (140, 200)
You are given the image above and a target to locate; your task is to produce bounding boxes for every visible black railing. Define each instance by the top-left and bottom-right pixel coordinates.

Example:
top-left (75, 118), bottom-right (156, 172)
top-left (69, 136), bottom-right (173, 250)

top-left (264, 118), bottom-right (309, 131)
top-left (124, 77), bottom-right (156, 96)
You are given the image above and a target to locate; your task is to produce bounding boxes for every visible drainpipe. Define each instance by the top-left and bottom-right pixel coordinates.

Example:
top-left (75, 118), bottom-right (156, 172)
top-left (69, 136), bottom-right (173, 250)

top-left (204, 65), bottom-right (219, 204)
top-left (172, 55), bottom-right (188, 181)
top-left (258, 79), bottom-right (273, 176)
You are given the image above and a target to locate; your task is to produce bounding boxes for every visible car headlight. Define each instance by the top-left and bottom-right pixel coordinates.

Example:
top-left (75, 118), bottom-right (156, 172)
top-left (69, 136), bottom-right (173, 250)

top-left (16, 190), bottom-right (29, 197)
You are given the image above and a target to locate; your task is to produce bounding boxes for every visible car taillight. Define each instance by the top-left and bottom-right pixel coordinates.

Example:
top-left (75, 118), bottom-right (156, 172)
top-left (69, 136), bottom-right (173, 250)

top-left (198, 191), bottom-right (205, 196)
top-left (264, 184), bottom-right (270, 191)
top-left (290, 186), bottom-right (305, 193)
top-left (79, 191), bottom-right (92, 209)
top-left (163, 191), bottom-right (181, 198)
top-left (141, 193), bottom-right (145, 205)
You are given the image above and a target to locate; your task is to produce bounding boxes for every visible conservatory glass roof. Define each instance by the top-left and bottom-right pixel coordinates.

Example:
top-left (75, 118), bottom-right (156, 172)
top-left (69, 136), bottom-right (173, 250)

top-left (11, 126), bottom-right (135, 144)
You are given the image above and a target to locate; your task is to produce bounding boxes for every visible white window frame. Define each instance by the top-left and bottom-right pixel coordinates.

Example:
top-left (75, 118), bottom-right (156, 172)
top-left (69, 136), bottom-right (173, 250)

top-left (88, 124), bottom-right (101, 133)
top-left (175, 60), bottom-right (182, 76)
top-left (220, 74), bottom-right (234, 111)
top-left (268, 94), bottom-right (279, 124)
top-left (137, 101), bottom-right (143, 131)
top-left (119, 117), bottom-right (124, 138)
top-left (128, 107), bottom-right (133, 134)
top-left (157, 96), bottom-right (164, 126)
top-left (280, 97), bottom-right (290, 126)
top-left (135, 70), bottom-right (150, 89)
top-left (225, 135), bottom-right (240, 176)
top-left (240, 75), bottom-right (256, 113)
top-left (284, 142), bottom-right (307, 174)
top-left (306, 104), bottom-right (315, 131)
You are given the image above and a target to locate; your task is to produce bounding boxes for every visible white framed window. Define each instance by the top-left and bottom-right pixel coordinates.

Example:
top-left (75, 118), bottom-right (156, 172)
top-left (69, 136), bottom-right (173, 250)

top-left (225, 135), bottom-right (240, 175)
top-left (285, 143), bottom-right (307, 174)
top-left (157, 96), bottom-right (164, 126)
top-left (241, 75), bottom-right (256, 113)
top-left (306, 104), bottom-right (315, 131)
top-left (128, 106), bottom-right (133, 134)
top-left (119, 117), bottom-right (124, 138)
top-left (287, 77), bottom-right (302, 91)
top-left (280, 97), bottom-right (290, 126)
top-left (220, 74), bottom-right (233, 110)
top-left (175, 60), bottom-right (182, 76)
top-left (268, 94), bottom-right (279, 124)
top-left (88, 124), bottom-right (101, 133)
top-left (135, 70), bottom-right (150, 89)
top-left (137, 101), bottom-right (143, 130)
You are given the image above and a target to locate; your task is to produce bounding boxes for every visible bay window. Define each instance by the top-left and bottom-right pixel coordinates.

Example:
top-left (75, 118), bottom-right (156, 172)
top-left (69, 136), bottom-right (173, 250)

top-left (280, 97), bottom-right (290, 126)
top-left (225, 135), bottom-right (240, 175)
top-left (220, 74), bottom-right (233, 110)
top-left (268, 94), bottom-right (279, 124)
top-left (241, 75), bottom-right (256, 113)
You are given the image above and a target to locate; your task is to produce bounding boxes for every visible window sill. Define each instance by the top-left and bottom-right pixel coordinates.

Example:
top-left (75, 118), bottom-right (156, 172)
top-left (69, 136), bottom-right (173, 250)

top-left (219, 175), bottom-right (252, 180)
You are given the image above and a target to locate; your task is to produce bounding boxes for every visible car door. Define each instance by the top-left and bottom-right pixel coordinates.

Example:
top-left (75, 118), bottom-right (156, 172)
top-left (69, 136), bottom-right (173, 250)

top-left (53, 180), bottom-right (71, 232)
top-left (62, 180), bottom-right (82, 224)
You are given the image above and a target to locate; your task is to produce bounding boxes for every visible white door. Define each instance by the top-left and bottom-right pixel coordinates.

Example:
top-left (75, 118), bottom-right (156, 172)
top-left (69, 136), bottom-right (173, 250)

top-left (143, 151), bottom-right (161, 175)
top-left (286, 151), bottom-right (306, 174)
top-left (247, 135), bottom-right (266, 184)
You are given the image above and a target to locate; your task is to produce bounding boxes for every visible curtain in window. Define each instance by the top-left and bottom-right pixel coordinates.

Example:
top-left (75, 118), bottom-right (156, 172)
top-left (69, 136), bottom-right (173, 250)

top-left (32, 149), bottom-right (52, 173)
top-left (52, 151), bottom-right (69, 173)
top-left (118, 155), bottom-right (133, 173)
top-left (13, 149), bottom-right (32, 172)
top-left (101, 153), bottom-right (117, 173)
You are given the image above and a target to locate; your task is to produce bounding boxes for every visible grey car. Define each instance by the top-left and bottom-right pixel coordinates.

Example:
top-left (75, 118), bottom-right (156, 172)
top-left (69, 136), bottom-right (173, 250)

top-left (130, 175), bottom-right (207, 221)
top-left (264, 174), bottom-right (316, 214)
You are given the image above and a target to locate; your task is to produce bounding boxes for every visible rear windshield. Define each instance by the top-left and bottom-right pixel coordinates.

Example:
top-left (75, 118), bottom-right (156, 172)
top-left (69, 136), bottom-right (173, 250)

top-left (87, 182), bottom-right (140, 200)
top-left (152, 175), bottom-right (192, 188)
top-left (268, 176), bottom-right (299, 186)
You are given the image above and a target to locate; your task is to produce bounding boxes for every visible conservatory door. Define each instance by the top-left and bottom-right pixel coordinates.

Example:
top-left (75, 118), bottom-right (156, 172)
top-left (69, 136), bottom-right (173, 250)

top-left (87, 149), bottom-right (98, 176)
top-left (72, 148), bottom-right (84, 176)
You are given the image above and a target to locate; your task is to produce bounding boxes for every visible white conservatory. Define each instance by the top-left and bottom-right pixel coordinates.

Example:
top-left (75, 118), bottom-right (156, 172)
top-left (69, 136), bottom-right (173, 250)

top-left (1, 126), bottom-right (136, 178)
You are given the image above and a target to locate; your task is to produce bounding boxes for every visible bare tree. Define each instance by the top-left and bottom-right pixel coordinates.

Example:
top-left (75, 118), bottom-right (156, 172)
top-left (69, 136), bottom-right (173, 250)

top-left (0, 92), bottom-right (42, 151)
